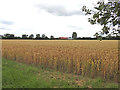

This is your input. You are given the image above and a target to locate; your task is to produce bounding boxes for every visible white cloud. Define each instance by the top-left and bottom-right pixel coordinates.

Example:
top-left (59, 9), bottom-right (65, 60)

top-left (0, 0), bottom-right (104, 38)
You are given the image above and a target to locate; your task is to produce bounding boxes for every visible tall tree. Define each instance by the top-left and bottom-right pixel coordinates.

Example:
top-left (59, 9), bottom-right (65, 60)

top-left (42, 34), bottom-right (46, 38)
top-left (4, 33), bottom-right (15, 39)
top-left (50, 35), bottom-right (54, 39)
top-left (4, 33), bottom-right (10, 39)
top-left (9, 34), bottom-right (15, 39)
top-left (29, 34), bottom-right (34, 39)
top-left (82, 0), bottom-right (120, 37)
top-left (72, 32), bottom-right (77, 39)
top-left (36, 34), bottom-right (40, 39)
top-left (22, 34), bottom-right (28, 39)
top-left (45, 36), bottom-right (49, 39)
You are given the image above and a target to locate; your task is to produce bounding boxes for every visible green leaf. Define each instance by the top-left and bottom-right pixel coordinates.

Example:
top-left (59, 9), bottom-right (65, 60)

top-left (93, 13), bottom-right (99, 19)
top-left (98, 5), bottom-right (104, 11)
top-left (104, 13), bottom-right (111, 19)
top-left (94, 7), bottom-right (99, 10)
top-left (113, 20), bottom-right (117, 26)
top-left (102, 26), bottom-right (109, 34)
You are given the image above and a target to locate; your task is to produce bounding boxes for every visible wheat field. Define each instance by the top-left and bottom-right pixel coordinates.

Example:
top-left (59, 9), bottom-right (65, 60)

top-left (2, 40), bottom-right (119, 82)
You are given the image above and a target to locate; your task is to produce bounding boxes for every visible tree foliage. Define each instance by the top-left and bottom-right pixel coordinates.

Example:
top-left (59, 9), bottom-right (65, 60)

top-left (29, 34), bottom-right (34, 39)
top-left (72, 32), bottom-right (77, 39)
top-left (42, 34), bottom-right (46, 38)
top-left (36, 34), bottom-right (40, 38)
top-left (22, 34), bottom-right (28, 39)
top-left (4, 33), bottom-right (15, 39)
top-left (50, 35), bottom-right (54, 39)
top-left (82, 0), bottom-right (120, 37)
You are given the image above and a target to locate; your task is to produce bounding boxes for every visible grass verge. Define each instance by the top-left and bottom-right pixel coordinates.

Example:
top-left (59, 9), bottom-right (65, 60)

top-left (2, 59), bottom-right (119, 88)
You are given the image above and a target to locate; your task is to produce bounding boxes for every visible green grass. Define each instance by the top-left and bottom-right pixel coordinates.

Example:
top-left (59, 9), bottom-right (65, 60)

top-left (2, 59), bottom-right (119, 88)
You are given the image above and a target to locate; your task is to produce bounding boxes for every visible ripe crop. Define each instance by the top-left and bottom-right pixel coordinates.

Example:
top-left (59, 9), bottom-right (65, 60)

top-left (2, 40), bottom-right (119, 82)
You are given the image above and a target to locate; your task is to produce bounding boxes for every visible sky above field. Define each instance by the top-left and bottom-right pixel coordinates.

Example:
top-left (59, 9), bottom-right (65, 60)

top-left (0, 0), bottom-right (109, 38)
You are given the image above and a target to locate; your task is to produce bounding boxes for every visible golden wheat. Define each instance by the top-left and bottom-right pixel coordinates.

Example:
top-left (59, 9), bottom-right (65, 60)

top-left (2, 40), bottom-right (119, 82)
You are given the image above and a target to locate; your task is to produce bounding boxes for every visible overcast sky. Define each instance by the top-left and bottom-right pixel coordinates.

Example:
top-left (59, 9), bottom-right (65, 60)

top-left (0, 0), bottom-right (109, 38)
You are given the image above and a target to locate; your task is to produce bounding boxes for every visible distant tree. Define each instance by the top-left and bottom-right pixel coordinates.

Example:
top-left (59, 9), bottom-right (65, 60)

top-left (29, 34), bottom-right (34, 39)
top-left (22, 34), bottom-right (28, 39)
top-left (45, 36), bottom-right (49, 39)
top-left (36, 34), bottom-right (40, 39)
top-left (72, 32), bottom-right (77, 39)
top-left (82, 0), bottom-right (120, 37)
top-left (50, 35), bottom-right (54, 39)
top-left (9, 34), bottom-right (15, 39)
top-left (4, 33), bottom-right (15, 39)
top-left (42, 34), bottom-right (46, 38)
top-left (4, 33), bottom-right (10, 39)
top-left (15, 36), bottom-right (21, 39)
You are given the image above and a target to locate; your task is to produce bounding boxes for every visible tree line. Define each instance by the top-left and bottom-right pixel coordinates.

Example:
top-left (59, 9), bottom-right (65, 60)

top-left (0, 33), bottom-right (49, 40)
top-left (0, 32), bottom-right (120, 40)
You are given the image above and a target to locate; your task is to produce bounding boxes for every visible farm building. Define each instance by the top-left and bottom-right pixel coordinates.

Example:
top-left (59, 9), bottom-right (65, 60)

top-left (59, 37), bottom-right (68, 40)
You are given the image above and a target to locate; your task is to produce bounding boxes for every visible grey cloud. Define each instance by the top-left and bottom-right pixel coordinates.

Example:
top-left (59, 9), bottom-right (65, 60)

top-left (0, 27), bottom-right (10, 30)
top-left (68, 26), bottom-right (83, 30)
top-left (36, 4), bottom-right (84, 16)
top-left (0, 20), bottom-right (14, 25)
